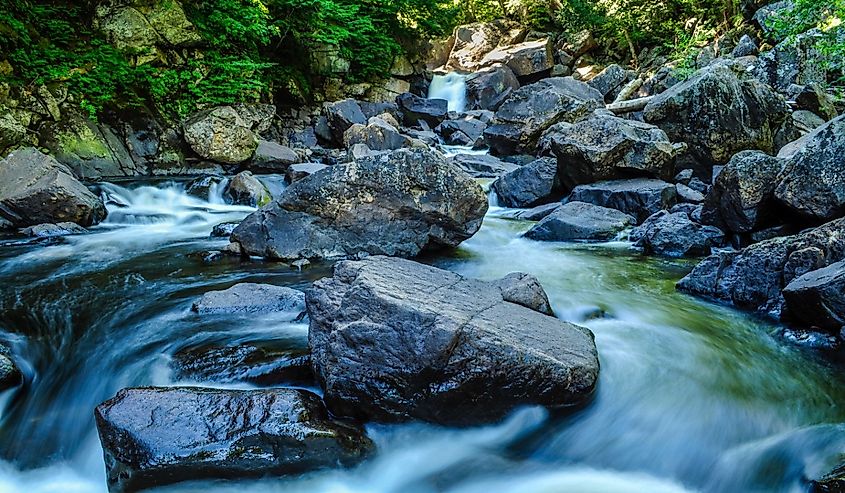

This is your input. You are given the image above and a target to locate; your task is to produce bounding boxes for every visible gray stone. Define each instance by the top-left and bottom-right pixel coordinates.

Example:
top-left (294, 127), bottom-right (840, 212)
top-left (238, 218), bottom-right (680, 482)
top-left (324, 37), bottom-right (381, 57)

top-left (397, 93), bottom-right (448, 127)
top-left (307, 256), bottom-right (599, 425)
top-left (20, 222), bottom-right (87, 238)
top-left (343, 120), bottom-right (409, 151)
top-left (324, 99), bottom-right (367, 144)
top-left (0, 148), bottom-right (107, 227)
top-left (183, 107), bottom-right (258, 164)
top-left (286, 163), bottom-right (329, 183)
top-left (465, 64), bottom-right (520, 111)
top-left (493, 272), bottom-right (554, 315)
top-left (224, 171), bottom-right (270, 207)
top-left (676, 183), bottom-right (705, 203)
top-left (630, 210), bottom-right (725, 257)
top-left (95, 387), bottom-right (372, 493)
top-left (232, 148), bottom-right (487, 260)
top-left (512, 202), bottom-right (562, 221)
top-left (250, 140), bottom-right (299, 174)
top-left (732, 34), bottom-right (759, 57)
top-left (492, 157), bottom-right (561, 208)
top-left (436, 119), bottom-right (487, 146)
top-left (568, 179), bottom-right (678, 223)
top-left (448, 153), bottom-right (518, 178)
top-left (754, 29), bottom-right (829, 92)
top-left (192, 283), bottom-right (305, 316)
top-left (524, 201), bottom-right (635, 242)
top-left (587, 64), bottom-right (628, 99)
top-left (783, 260), bottom-right (845, 331)
top-left (479, 39), bottom-right (554, 79)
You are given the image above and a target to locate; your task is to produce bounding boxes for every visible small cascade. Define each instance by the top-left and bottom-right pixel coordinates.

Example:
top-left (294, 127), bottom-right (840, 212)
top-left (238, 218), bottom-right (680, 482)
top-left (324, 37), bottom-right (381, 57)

top-left (428, 72), bottom-right (468, 113)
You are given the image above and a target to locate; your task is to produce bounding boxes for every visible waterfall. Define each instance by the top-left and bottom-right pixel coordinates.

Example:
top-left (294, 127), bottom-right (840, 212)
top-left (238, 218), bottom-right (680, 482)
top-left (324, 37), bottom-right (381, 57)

top-left (428, 72), bottom-right (468, 113)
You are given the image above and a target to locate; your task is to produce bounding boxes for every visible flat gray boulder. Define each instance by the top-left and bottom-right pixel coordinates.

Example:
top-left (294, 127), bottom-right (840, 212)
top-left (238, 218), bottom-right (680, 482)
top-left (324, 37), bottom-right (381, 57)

top-left (0, 147), bottom-right (106, 227)
top-left (95, 387), bottom-right (372, 493)
top-left (192, 283), bottom-right (305, 316)
top-left (783, 260), bottom-right (845, 331)
top-left (307, 256), bottom-right (599, 425)
top-left (232, 148), bottom-right (488, 260)
top-left (524, 201), bottom-right (635, 242)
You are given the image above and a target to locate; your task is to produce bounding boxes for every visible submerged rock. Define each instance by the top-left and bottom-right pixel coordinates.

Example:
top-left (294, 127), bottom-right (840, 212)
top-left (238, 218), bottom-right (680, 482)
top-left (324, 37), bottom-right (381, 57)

top-left (782, 260), bottom-right (845, 331)
top-left (95, 387), bottom-right (373, 493)
top-left (192, 283), bottom-right (305, 316)
top-left (20, 222), bottom-right (88, 238)
top-left (172, 345), bottom-right (314, 386)
top-left (678, 217), bottom-right (845, 320)
top-left (567, 178), bottom-right (678, 224)
top-left (0, 147), bottom-right (107, 227)
top-left (307, 256), bottom-right (599, 425)
top-left (0, 344), bottom-right (22, 392)
top-left (524, 201), bottom-right (635, 242)
top-left (231, 148), bottom-right (487, 261)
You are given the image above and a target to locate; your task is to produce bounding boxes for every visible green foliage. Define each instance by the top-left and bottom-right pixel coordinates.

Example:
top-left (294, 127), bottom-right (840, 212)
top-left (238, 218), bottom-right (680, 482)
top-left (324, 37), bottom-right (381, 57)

top-left (764, 0), bottom-right (845, 86)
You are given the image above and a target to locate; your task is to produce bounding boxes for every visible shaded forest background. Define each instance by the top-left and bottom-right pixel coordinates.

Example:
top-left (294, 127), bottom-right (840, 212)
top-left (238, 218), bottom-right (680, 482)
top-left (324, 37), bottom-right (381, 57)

top-left (0, 0), bottom-right (841, 122)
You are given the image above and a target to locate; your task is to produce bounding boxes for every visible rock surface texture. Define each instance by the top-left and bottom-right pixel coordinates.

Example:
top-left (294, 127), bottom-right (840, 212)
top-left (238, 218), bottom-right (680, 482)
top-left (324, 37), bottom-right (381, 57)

top-left (307, 256), bottom-right (599, 425)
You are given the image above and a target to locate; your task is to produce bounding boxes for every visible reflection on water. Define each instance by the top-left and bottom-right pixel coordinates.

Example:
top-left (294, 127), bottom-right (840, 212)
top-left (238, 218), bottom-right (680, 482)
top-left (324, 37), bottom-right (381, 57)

top-left (0, 181), bottom-right (843, 493)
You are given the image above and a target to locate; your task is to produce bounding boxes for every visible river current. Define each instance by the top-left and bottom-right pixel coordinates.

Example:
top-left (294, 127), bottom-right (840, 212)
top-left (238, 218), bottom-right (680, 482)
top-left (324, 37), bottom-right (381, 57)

top-left (1, 80), bottom-right (844, 492)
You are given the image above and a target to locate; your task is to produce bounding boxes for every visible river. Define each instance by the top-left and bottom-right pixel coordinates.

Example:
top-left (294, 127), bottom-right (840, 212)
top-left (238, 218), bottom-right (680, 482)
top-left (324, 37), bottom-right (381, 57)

top-left (1, 82), bottom-right (844, 493)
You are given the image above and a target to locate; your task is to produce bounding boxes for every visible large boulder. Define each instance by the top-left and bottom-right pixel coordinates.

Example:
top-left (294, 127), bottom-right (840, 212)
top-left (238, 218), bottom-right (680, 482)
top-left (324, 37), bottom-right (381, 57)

top-left (644, 62), bottom-right (790, 170)
top-left (95, 387), bottom-right (373, 493)
top-left (0, 148), bottom-right (107, 227)
top-left (492, 157), bottom-right (561, 208)
top-left (183, 106), bottom-right (258, 164)
top-left (397, 93), bottom-right (448, 128)
top-left (524, 201), bottom-right (635, 242)
top-left (447, 153), bottom-right (518, 178)
top-left (40, 112), bottom-right (142, 180)
top-left (587, 64), bottom-right (628, 100)
top-left (192, 283), bottom-right (305, 316)
top-left (567, 178), bottom-right (678, 223)
top-left (754, 29), bottom-right (828, 92)
top-left (774, 115), bottom-right (845, 221)
top-left (307, 256), bottom-right (599, 425)
top-left (484, 77), bottom-right (602, 155)
top-left (447, 20), bottom-right (527, 72)
top-left (436, 118), bottom-right (487, 147)
top-left (630, 210), bottom-right (726, 257)
top-left (94, 0), bottom-right (201, 61)
top-left (231, 148), bottom-right (487, 260)
top-left (224, 171), bottom-right (270, 207)
top-left (324, 99), bottom-right (367, 144)
top-left (549, 113), bottom-right (682, 190)
top-left (479, 39), bottom-right (554, 79)
top-left (343, 120), bottom-right (409, 151)
top-left (465, 64), bottom-right (520, 111)
top-left (701, 150), bottom-right (786, 233)
top-left (677, 217), bottom-right (845, 319)
top-left (782, 260), bottom-right (845, 331)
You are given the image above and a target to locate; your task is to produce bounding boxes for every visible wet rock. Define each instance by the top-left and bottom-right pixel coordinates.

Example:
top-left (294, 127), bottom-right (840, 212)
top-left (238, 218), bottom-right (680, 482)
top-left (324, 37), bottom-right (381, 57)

top-left (644, 62), bottom-right (790, 169)
top-left (224, 171), bottom-right (270, 207)
top-left (40, 111), bottom-right (141, 180)
top-left (701, 150), bottom-right (786, 233)
top-left (782, 260), bottom-right (845, 331)
top-left (19, 222), bottom-right (88, 238)
top-left (286, 163), bottom-right (329, 183)
top-left (774, 115), bottom-right (845, 221)
top-left (587, 64), bottom-right (628, 99)
top-left (465, 64), bottom-right (520, 111)
top-left (172, 346), bottom-right (314, 386)
top-left (568, 179), bottom-right (678, 224)
top-left (524, 201), bottom-right (635, 242)
top-left (0, 148), bottom-right (107, 227)
top-left (95, 387), bottom-right (373, 493)
top-left (813, 463), bottom-right (845, 492)
top-left (492, 157), bottom-right (561, 208)
top-left (493, 272), bottom-right (554, 315)
top-left (549, 114), bottom-right (682, 190)
top-left (448, 153), bottom-right (518, 178)
top-left (484, 77), bottom-right (602, 155)
top-left (397, 93), bottom-right (448, 128)
top-left (232, 148), bottom-right (487, 261)
top-left (185, 175), bottom-right (225, 201)
top-left (324, 99), bottom-right (367, 144)
top-left (630, 210), bottom-right (725, 257)
top-left (512, 202), bottom-right (562, 221)
top-left (479, 39), bottom-right (554, 80)
top-left (677, 217), bottom-right (845, 319)
top-left (183, 107), bottom-right (258, 164)
top-left (210, 222), bottom-right (238, 238)
top-left (0, 344), bottom-right (22, 392)
top-left (192, 283), bottom-right (305, 316)
top-left (343, 120), bottom-right (409, 151)
top-left (307, 256), bottom-right (599, 425)
top-left (249, 140), bottom-right (299, 174)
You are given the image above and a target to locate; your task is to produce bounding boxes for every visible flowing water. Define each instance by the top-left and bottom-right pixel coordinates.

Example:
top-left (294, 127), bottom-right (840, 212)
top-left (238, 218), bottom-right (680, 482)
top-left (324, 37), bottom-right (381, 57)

top-left (2, 85), bottom-right (845, 492)
top-left (428, 73), bottom-right (468, 113)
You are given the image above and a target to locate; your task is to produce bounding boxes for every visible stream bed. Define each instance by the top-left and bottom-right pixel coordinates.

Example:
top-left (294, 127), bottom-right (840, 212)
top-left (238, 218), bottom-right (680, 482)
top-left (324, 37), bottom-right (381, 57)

top-left (1, 181), bottom-right (844, 493)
